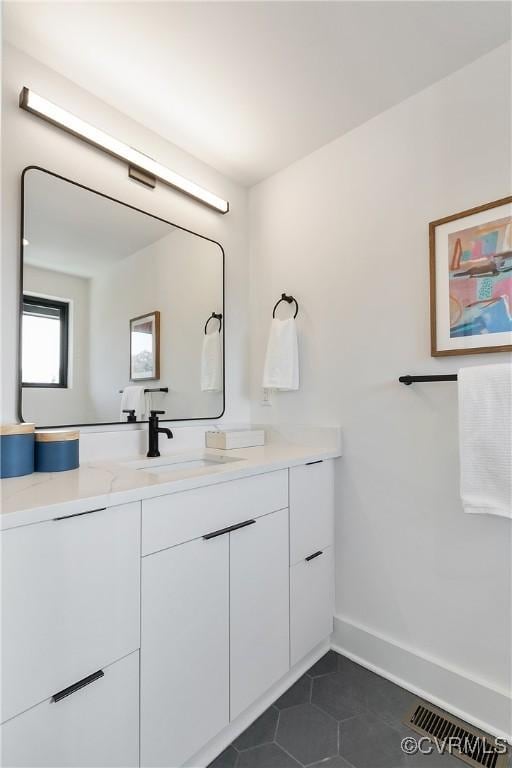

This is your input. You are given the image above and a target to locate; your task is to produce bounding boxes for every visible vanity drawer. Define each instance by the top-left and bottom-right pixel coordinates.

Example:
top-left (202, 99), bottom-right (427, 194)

top-left (1, 501), bottom-right (140, 723)
top-left (290, 546), bottom-right (334, 666)
top-left (141, 470), bottom-right (288, 555)
top-left (289, 460), bottom-right (334, 565)
top-left (1, 651), bottom-right (139, 768)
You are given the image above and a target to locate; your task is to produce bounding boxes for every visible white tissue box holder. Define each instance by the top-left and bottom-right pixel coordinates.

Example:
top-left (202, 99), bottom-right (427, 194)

top-left (206, 429), bottom-right (265, 450)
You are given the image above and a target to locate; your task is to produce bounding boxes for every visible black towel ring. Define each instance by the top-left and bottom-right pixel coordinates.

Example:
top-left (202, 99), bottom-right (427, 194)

top-left (204, 312), bottom-right (222, 334)
top-left (272, 293), bottom-right (299, 319)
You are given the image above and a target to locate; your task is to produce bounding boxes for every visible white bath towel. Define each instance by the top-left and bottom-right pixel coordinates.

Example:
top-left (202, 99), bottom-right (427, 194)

top-left (120, 385), bottom-right (147, 421)
top-left (459, 363), bottom-right (512, 519)
top-left (262, 318), bottom-right (299, 390)
top-left (201, 331), bottom-right (222, 391)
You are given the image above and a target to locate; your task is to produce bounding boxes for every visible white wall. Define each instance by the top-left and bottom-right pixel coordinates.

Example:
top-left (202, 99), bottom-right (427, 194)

top-left (23, 265), bottom-right (92, 425)
top-left (1, 43), bottom-right (250, 428)
top-left (249, 44), bottom-right (512, 735)
top-left (88, 227), bottom-right (223, 422)
top-left (2, 32), bottom-right (511, 737)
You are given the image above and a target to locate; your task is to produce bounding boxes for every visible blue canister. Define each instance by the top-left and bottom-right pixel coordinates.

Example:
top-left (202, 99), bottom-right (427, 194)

top-left (34, 430), bottom-right (80, 472)
top-left (0, 423), bottom-right (35, 478)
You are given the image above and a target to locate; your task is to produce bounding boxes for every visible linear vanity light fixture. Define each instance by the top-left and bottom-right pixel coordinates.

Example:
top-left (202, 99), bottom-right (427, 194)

top-left (19, 87), bottom-right (229, 214)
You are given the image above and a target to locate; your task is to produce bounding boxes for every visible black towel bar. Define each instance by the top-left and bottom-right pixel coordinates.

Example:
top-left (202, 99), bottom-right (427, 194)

top-left (399, 375), bottom-right (458, 385)
top-left (118, 387), bottom-right (169, 393)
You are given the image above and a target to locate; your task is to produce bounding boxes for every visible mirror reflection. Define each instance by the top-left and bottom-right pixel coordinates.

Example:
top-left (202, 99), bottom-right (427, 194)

top-left (20, 168), bottom-right (224, 427)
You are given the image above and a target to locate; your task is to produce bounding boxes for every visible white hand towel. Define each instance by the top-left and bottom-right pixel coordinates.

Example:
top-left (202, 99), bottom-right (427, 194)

top-left (459, 363), bottom-right (512, 519)
top-left (201, 331), bottom-right (222, 391)
top-left (263, 318), bottom-right (299, 390)
top-left (120, 385), bottom-right (147, 421)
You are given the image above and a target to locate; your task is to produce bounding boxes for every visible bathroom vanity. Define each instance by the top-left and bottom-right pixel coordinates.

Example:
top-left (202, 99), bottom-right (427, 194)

top-left (0, 435), bottom-right (340, 767)
top-left (3, 162), bottom-right (342, 766)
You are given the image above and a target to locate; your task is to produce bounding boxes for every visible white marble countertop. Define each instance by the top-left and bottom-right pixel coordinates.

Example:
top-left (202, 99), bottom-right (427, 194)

top-left (0, 428), bottom-right (342, 530)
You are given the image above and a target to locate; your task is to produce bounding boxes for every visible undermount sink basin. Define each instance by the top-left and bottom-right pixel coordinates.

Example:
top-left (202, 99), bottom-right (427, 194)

top-left (121, 452), bottom-right (244, 477)
top-left (144, 459), bottom-right (218, 473)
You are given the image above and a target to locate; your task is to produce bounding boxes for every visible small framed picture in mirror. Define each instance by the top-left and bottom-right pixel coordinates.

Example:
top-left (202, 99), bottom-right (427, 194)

top-left (130, 311), bottom-right (160, 381)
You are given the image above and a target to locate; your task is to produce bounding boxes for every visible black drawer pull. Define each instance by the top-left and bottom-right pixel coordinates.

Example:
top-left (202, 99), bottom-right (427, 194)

top-left (305, 460), bottom-right (323, 466)
top-left (52, 669), bottom-right (104, 703)
top-left (53, 508), bottom-right (106, 521)
top-left (305, 550), bottom-right (323, 562)
top-left (203, 519), bottom-right (256, 540)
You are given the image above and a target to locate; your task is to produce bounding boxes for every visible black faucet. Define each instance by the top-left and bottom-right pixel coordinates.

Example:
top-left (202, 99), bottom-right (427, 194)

top-left (147, 410), bottom-right (173, 457)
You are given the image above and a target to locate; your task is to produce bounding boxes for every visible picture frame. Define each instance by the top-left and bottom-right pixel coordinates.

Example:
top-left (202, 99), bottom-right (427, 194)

top-left (129, 311), bottom-right (160, 381)
top-left (429, 196), bottom-right (512, 356)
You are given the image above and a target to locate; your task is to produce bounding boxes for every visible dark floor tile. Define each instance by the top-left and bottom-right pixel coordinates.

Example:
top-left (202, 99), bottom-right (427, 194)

top-left (336, 655), bottom-right (417, 726)
top-left (233, 707), bottom-right (279, 751)
top-left (336, 655), bottom-right (379, 686)
top-left (308, 757), bottom-right (355, 768)
top-left (312, 673), bottom-right (367, 721)
top-left (275, 675), bottom-right (312, 710)
top-left (208, 745), bottom-right (238, 768)
top-left (276, 703), bottom-right (339, 765)
top-left (308, 651), bottom-right (340, 678)
top-left (336, 654), bottom-right (359, 673)
top-left (364, 674), bottom-right (418, 726)
top-left (339, 711), bottom-right (406, 768)
top-left (236, 743), bottom-right (301, 768)
top-left (337, 655), bottom-right (392, 701)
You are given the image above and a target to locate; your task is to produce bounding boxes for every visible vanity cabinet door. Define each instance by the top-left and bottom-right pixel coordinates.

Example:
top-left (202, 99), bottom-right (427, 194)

top-left (289, 460), bottom-right (335, 564)
top-left (0, 651), bottom-right (139, 768)
top-left (290, 547), bottom-right (334, 666)
top-left (1, 501), bottom-right (140, 723)
top-left (141, 535), bottom-right (230, 767)
top-left (142, 470), bottom-right (288, 555)
top-left (230, 508), bottom-right (290, 719)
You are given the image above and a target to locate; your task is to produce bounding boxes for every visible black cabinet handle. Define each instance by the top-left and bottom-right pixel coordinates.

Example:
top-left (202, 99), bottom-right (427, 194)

top-left (53, 508), bottom-right (105, 521)
top-left (305, 460), bottom-right (323, 466)
top-left (52, 669), bottom-right (104, 703)
top-left (203, 519), bottom-right (256, 540)
top-left (305, 550), bottom-right (323, 562)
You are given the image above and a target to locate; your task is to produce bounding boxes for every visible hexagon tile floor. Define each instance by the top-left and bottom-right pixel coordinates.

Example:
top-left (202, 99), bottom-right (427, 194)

top-left (208, 651), bottom-right (509, 768)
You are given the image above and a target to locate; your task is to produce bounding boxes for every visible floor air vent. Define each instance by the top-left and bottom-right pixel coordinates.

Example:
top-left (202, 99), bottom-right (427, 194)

top-left (404, 702), bottom-right (510, 768)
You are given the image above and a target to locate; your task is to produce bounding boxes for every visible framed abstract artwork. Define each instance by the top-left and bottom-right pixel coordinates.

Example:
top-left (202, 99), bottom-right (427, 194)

top-left (430, 196), bottom-right (512, 356)
top-left (130, 311), bottom-right (160, 380)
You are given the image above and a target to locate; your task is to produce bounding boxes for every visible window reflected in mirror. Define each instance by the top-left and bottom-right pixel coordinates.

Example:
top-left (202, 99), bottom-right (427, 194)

top-left (22, 295), bottom-right (69, 387)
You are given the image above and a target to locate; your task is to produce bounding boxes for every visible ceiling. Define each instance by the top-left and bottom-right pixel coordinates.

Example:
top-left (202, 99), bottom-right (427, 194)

top-left (4, 1), bottom-right (511, 186)
top-left (24, 169), bottom-right (174, 278)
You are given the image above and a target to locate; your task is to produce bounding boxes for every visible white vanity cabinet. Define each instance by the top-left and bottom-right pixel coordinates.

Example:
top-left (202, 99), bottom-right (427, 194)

top-left (289, 460), bottom-right (335, 564)
top-left (1, 501), bottom-right (141, 768)
top-left (141, 533), bottom-right (230, 768)
top-left (229, 507), bottom-right (289, 718)
top-left (290, 547), bottom-right (334, 666)
top-left (1, 652), bottom-right (139, 768)
top-left (1, 455), bottom-right (337, 768)
top-left (289, 460), bottom-right (335, 666)
top-left (140, 472), bottom-right (289, 767)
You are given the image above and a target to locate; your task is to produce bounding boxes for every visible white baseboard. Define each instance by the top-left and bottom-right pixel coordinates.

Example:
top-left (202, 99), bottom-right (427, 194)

top-left (183, 640), bottom-right (330, 768)
top-left (331, 615), bottom-right (512, 744)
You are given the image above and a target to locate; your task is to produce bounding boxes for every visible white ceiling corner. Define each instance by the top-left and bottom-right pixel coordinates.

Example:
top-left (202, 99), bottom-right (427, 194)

top-left (3, 1), bottom-right (511, 186)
